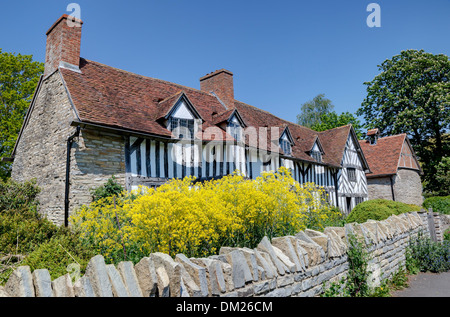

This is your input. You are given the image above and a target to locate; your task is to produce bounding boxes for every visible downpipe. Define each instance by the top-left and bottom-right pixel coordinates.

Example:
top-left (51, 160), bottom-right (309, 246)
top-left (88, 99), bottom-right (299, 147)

top-left (64, 126), bottom-right (81, 227)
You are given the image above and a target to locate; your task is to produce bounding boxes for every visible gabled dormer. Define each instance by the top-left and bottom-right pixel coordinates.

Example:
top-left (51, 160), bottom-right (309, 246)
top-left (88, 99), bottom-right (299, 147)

top-left (159, 92), bottom-right (203, 139)
top-left (279, 127), bottom-right (295, 156)
top-left (227, 110), bottom-right (246, 142)
top-left (309, 136), bottom-right (325, 163)
top-left (213, 108), bottom-right (246, 142)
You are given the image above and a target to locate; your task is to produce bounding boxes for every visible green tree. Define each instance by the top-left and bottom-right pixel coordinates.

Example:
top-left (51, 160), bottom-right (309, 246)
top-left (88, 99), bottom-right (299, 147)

top-left (311, 111), bottom-right (364, 139)
top-left (297, 93), bottom-right (334, 128)
top-left (357, 49), bottom-right (450, 194)
top-left (0, 49), bottom-right (44, 180)
top-left (434, 156), bottom-right (449, 196)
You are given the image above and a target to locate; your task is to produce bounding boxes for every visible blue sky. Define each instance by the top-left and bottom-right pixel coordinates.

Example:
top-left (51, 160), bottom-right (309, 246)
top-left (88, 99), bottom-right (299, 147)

top-left (1, 0), bottom-right (450, 126)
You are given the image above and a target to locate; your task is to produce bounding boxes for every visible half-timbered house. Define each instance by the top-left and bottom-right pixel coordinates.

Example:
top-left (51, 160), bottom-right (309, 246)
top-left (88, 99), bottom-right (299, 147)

top-left (8, 15), bottom-right (371, 226)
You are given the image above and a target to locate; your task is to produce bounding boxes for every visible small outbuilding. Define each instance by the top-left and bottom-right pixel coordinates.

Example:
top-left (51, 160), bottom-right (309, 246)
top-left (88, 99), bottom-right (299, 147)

top-left (359, 129), bottom-right (424, 206)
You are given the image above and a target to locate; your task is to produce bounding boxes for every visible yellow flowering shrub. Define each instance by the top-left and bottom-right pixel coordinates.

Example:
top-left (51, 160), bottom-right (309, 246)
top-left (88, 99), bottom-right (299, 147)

top-left (70, 196), bottom-right (134, 263)
top-left (71, 167), bottom-right (338, 261)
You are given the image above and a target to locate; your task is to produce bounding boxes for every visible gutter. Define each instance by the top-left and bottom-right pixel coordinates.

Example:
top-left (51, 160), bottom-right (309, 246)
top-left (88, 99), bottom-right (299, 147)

top-left (64, 126), bottom-right (81, 227)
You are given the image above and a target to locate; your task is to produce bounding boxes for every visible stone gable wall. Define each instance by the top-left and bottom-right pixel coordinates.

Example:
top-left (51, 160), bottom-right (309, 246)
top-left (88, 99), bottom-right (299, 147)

top-left (1, 211), bottom-right (441, 298)
top-left (11, 72), bottom-right (77, 225)
top-left (394, 169), bottom-right (424, 206)
top-left (11, 71), bottom-right (127, 225)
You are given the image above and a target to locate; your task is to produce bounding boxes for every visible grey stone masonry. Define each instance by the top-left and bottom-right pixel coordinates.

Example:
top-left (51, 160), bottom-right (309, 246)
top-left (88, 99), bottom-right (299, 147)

top-left (3, 211), bottom-right (440, 297)
top-left (11, 70), bottom-right (127, 226)
top-left (11, 72), bottom-right (78, 225)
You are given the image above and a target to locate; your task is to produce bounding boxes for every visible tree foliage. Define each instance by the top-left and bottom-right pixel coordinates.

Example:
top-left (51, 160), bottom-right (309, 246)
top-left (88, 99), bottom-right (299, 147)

top-left (297, 93), bottom-right (334, 128)
top-left (357, 49), bottom-right (450, 194)
top-left (311, 111), bottom-right (364, 139)
top-left (0, 49), bottom-right (44, 180)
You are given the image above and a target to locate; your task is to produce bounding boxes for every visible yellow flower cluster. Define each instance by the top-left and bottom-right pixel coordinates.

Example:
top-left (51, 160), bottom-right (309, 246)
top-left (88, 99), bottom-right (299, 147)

top-left (71, 167), bottom-right (337, 261)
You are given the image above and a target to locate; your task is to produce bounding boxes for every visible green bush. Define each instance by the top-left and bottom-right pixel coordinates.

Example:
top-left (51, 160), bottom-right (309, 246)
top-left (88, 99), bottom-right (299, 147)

top-left (406, 232), bottom-right (450, 273)
top-left (90, 176), bottom-right (124, 202)
top-left (0, 178), bottom-right (40, 212)
top-left (0, 179), bottom-right (94, 285)
top-left (0, 207), bottom-right (60, 255)
top-left (444, 228), bottom-right (450, 242)
top-left (346, 199), bottom-right (422, 224)
top-left (22, 229), bottom-right (95, 281)
top-left (423, 196), bottom-right (450, 215)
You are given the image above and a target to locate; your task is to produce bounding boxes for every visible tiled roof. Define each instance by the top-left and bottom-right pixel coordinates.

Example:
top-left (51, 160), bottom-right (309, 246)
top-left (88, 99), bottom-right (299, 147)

top-left (318, 125), bottom-right (354, 167)
top-left (359, 134), bottom-right (407, 177)
top-left (60, 58), bottom-right (355, 168)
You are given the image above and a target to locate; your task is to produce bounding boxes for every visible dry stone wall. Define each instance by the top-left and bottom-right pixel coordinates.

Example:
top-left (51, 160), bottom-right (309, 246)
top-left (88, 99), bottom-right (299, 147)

top-left (0, 211), bottom-right (435, 298)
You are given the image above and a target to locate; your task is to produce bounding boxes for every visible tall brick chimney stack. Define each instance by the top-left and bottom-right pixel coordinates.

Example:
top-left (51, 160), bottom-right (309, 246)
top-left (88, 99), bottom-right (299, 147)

top-left (44, 14), bottom-right (83, 77)
top-left (200, 69), bottom-right (234, 109)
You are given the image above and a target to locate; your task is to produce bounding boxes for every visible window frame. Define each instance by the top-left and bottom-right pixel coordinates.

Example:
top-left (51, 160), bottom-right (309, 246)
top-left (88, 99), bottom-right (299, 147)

top-left (228, 121), bottom-right (242, 142)
top-left (347, 167), bottom-right (357, 182)
top-left (280, 138), bottom-right (292, 156)
top-left (168, 117), bottom-right (196, 140)
top-left (311, 150), bottom-right (322, 163)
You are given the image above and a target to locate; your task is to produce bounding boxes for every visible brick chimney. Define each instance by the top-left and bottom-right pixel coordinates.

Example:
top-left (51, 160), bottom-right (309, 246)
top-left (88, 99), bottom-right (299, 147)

top-left (44, 14), bottom-right (83, 77)
top-left (200, 69), bottom-right (234, 109)
top-left (367, 128), bottom-right (380, 145)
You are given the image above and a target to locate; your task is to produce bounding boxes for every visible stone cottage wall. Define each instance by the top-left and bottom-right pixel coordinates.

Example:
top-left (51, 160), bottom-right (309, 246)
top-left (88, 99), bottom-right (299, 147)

top-left (11, 72), bottom-right (78, 225)
top-left (1, 211), bottom-right (439, 298)
top-left (393, 169), bottom-right (424, 206)
top-left (367, 169), bottom-right (423, 207)
top-left (11, 71), bottom-right (128, 225)
top-left (69, 128), bottom-right (126, 216)
top-left (367, 176), bottom-right (394, 202)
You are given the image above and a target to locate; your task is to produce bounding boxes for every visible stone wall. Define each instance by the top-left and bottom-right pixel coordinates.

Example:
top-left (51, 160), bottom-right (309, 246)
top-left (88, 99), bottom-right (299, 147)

top-left (11, 70), bottom-right (127, 225)
top-left (367, 169), bottom-right (424, 206)
top-left (367, 176), bottom-right (394, 202)
top-left (11, 72), bottom-right (78, 225)
top-left (1, 211), bottom-right (440, 298)
top-left (394, 169), bottom-right (424, 206)
top-left (69, 128), bottom-right (126, 217)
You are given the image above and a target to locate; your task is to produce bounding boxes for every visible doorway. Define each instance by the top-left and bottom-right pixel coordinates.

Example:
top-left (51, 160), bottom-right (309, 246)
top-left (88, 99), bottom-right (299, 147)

top-left (346, 197), bottom-right (352, 214)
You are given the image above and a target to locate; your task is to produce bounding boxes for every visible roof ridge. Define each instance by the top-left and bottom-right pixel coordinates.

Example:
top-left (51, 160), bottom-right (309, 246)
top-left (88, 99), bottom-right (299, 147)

top-left (318, 124), bottom-right (352, 134)
top-left (157, 90), bottom-right (184, 105)
top-left (82, 58), bottom-right (219, 99)
top-left (234, 100), bottom-right (319, 133)
top-left (378, 133), bottom-right (407, 141)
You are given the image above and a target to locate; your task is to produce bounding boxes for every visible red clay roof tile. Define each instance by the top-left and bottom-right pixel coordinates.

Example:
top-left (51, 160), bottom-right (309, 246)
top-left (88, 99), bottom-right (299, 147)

top-left (359, 134), bottom-right (406, 177)
top-left (61, 58), bottom-right (355, 168)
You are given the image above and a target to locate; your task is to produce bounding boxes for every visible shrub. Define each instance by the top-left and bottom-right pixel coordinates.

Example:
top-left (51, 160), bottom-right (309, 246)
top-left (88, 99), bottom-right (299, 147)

top-left (71, 167), bottom-right (334, 260)
top-left (21, 229), bottom-right (95, 281)
top-left (0, 208), bottom-right (60, 256)
top-left (423, 196), bottom-right (450, 215)
top-left (0, 178), bottom-right (40, 212)
top-left (406, 232), bottom-right (450, 273)
top-left (90, 176), bottom-right (124, 202)
top-left (346, 199), bottom-right (421, 224)
top-left (444, 228), bottom-right (450, 242)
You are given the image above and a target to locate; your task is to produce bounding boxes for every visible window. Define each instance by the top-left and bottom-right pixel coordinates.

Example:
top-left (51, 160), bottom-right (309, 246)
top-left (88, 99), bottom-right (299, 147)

top-left (228, 121), bottom-right (242, 142)
top-left (311, 150), bottom-right (322, 163)
top-left (168, 117), bottom-right (195, 139)
top-left (280, 139), bottom-right (292, 156)
top-left (348, 168), bottom-right (356, 182)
